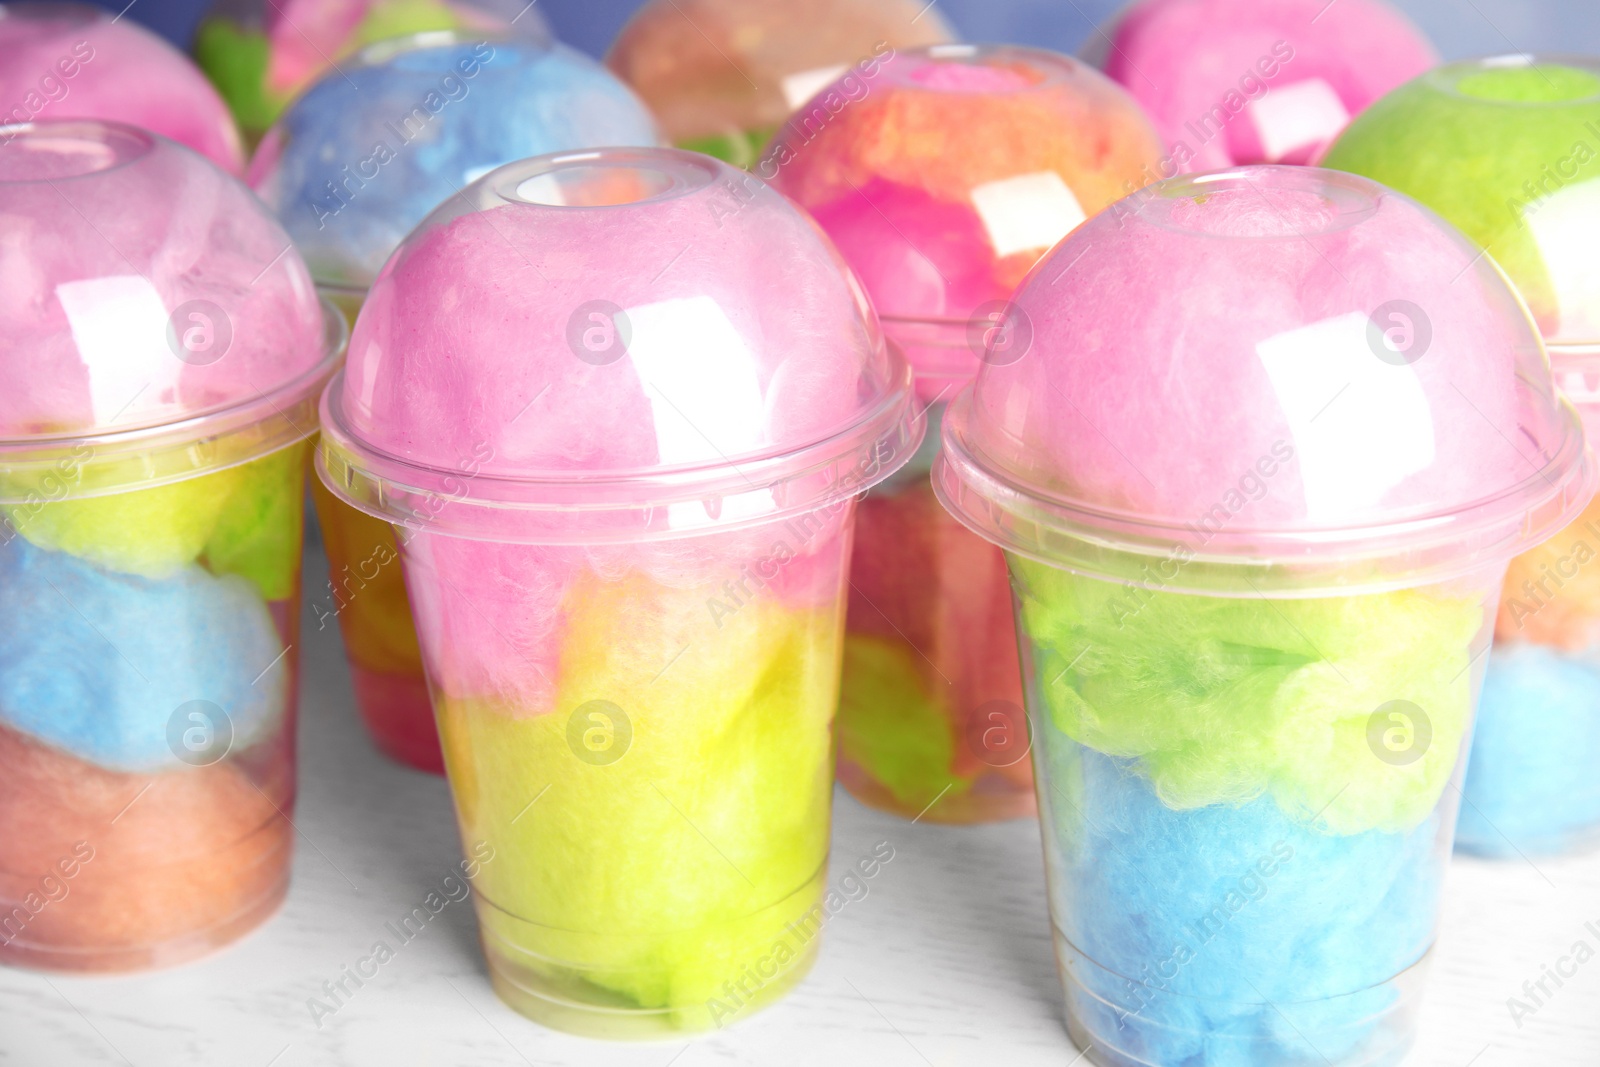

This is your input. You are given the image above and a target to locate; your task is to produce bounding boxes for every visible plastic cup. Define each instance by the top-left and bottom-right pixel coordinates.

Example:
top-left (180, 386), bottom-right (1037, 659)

top-left (605, 0), bottom-right (954, 168)
top-left (766, 45), bottom-right (1166, 824)
top-left (193, 0), bottom-right (549, 147)
top-left (0, 2), bottom-right (244, 175)
top-left (935, 166), bottom-right (1593, 1066)
top-left (1324, 56), bottom-right (1600, 858)
top-left (0, 121), bottom-right (341, 972)
top-left (1083, 0), bottom-right (1436, 174)
top-left (251, 32), bottom-right (659, 774)
top-left (317, 147), bottom-right (919, 1036)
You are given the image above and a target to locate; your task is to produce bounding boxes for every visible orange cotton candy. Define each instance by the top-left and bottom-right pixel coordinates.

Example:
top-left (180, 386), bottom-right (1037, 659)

top-left (0, 724), bottom-right (292, 972)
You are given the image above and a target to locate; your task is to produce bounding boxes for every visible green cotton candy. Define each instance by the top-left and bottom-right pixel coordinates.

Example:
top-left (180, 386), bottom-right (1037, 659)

top-left (351, 0), bottom-right (471, 48)
top-left (1012, 558), bottom-right (1485, 836)
top-left (837, 635), bottom-right (966, 809)
top-left (2, 443), bottom-right (306, 591)
top-left (2, 464), bottom-right (248, 579)
top-left (193, 20), bottom-right (277, 137)
top-left (202, 442), bottom-right (309, 602)
top-left (675, 127), bottom-right (778, 170)
top-left (1322, 63), bottom-right (1600, 338)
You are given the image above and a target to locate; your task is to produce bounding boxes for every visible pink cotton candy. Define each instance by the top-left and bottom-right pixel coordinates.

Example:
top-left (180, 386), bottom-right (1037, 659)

top-left (344, 158), bottom-right (881, 479)
top-left (325, 150), bottom-right (908, 701)
top-left (0, 4), bottom-right (244, 176)
top-left (968, 167), bottom-right (1547, 530)
top-left (0, 122), bottom-right (324, 436)
top-left (766, 46), bottom-right (1165, 397)
top-left (1094, 0), bottom-right (1436, 173)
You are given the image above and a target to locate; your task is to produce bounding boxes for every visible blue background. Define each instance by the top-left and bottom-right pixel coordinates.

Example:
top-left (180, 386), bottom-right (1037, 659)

top-left (63, 0), bottom-right (1600, 63)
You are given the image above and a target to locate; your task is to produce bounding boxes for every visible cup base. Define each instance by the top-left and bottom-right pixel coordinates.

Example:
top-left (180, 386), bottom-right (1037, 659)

top-left (350, 666), bottom-right (444, 774)
top-left (0, 871), bottom-right (288, 974)
top-left (1455, 819), bottom-right (1600, 860)
top-left (1055, 930), bottom-right (1424, 1067)
top-left (482, 926), bottom-right (820, 1040)
top-left (837, 763), bottom-right (1036, 824)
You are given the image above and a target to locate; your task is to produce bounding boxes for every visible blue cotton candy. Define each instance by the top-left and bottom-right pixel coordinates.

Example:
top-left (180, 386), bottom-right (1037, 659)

top-left (0, 535), bottom-right (287, 772)
top-left (1041, 737), bottom-right (1443, 1067)
top-left (254, 38), bottom-right (660, 288)
top-left (1457, 643), bottom-right (1600, 857)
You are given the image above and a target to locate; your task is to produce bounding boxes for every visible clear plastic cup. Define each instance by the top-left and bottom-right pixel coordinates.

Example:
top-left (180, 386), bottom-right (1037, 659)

top-left (1083, 0), bottom-right (1436, 174)
top-left (0, 2), bottom-right (245, 175)
top-left (934, 166), bottom-right (1593, 1066)
top-left (252, 32), bottom-right (660, 774)
top-left (605, 0), bottom-right (955, 168)
top-left (316, 147), bottom-right (919, 1036)
top-left (1324, 56), bottom-right (1600, 858)
top-left (766, 45), bottom-right (1166, 824)
top-left (193, 0), bottom-right (550, 146)
top-left (0, 121), bottom-right (342, 972)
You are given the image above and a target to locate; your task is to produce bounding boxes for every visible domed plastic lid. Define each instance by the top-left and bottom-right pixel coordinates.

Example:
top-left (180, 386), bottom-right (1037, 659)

top-left (0, 2), bottom-right (245, 175)
top-left (195, 0), bottom-right (550, 135)
top-left (1324, 55), bottom-right (1600, 351)
top-left (605, 0), bottom-right (954, 165)
top-left (0, 121), bottom-right (340, 497)
top-left (1087, 0), bottom-right (1436, 174)
top-left (250, 32), bottom-right (660, 299)
top-left (935, 166), bottom-right (1594, 594)
top-left (767, 44), bottom-right (1165, 394)
top-left (319, 147), bottom-right (919, 543)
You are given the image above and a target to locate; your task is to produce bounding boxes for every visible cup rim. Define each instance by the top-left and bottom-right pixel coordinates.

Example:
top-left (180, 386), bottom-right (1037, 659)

top-left (933, 385), bottom-right (1597, 595)
top-left (315, 339), bottom-right (924, 545)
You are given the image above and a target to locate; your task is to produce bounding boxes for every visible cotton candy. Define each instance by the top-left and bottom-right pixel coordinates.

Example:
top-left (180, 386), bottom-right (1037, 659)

top-left (0, 535), bottom-right (287, 772)
top-left (837, 468), bottom-right (1031, 821)
top-left (317, 147), bottom-right (915, 1030)
top-left (0, 722), bottom-right (291, 970)
top-left (201, 443), bottom-right (310, 601)
top-left (194, 0), bottom-right (547, 141)
top-left (606, 0), bottom-right (954, 161)
top-left (1323, 62), bottom-right (1600, 343)
top-left (0, 128), bottom-right (324, 437)
top-left (249, 38), bottom-right (659, 290)
top-left (1092, 0), bottom-right (1436, 172)
top-left (1457, 644), bottom-right (1600, 857)
top-left (440, 558), bottom-right (843, 1021)
top-left (934, 163), bottom-right (1585, 1067)
top-left (1043, 742), bottom-right (1443, 1067)
top-left (1014, 558), bottom-right (1482, 837)
top-left (968, 171), bottom-right (1541, 528)
top-left (1325, 60), bottom-right (1600, 859)
top-left (0, 5), bottom-right (243, 174)
top-left (768, 47), bottom-right (1165, 388)
top-left (767, 48), bottom-right (1158, 823)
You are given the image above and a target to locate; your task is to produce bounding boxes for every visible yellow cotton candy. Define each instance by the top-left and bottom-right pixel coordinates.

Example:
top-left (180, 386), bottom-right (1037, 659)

top-left (3, 464), bottom-right (248, 578)
top-left (439, 566), bottom-right (843, 1030)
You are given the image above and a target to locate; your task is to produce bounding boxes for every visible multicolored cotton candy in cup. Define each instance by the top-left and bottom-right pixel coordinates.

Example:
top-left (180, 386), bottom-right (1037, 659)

top-left (0, 120), bottom-right (341, 972)
top-left (605, 0), bottom-right (954, 169)
top-left (766, 45), bottom-right (1165, 824)
top-left (193, 0), bottom-right (549, 146)
top-left (252, 33), bottom-right (659, 774)
top-left (317, 147), bottom-right (919, 1035)
top-left (0, 2), bottom-right (244, 175)
top-left (1324, 56), bottom-right (1600, 859)
top-left (934, 166), bottom-right (1593, 1066)
top-left (1085, 0), bottom-right (1435, 173)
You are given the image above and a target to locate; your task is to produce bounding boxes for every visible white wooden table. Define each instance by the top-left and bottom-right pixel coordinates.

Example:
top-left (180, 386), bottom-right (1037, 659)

top-left (2, 546), bottom-right (1596, 1067)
